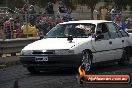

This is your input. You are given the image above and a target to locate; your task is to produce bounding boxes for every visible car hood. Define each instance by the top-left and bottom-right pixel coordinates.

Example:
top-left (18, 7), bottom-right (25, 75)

top-left (22, 38), bottom-right (91, 50)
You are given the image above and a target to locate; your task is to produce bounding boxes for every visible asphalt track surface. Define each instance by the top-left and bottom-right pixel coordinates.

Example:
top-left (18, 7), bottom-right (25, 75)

top-left (0, 58), bottom-right (132, 88)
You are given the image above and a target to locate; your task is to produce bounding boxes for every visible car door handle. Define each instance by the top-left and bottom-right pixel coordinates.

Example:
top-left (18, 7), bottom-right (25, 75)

top-left (109, 41), bottom-right (112, 44)
top-left (122, 40), bottom-right (124, 43)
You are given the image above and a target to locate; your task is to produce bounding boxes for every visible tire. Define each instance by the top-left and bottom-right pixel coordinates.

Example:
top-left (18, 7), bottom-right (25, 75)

top-left (82, 51), bottom-right (92, 72)
top-left (27, 67), bottom-right (40, 74)
top-left (118, 49), bottom-right (130, 66)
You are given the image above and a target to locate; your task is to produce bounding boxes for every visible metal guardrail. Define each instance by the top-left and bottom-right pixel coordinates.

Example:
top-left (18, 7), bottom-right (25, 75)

top-left (0, 37), bottom-right (39, 55)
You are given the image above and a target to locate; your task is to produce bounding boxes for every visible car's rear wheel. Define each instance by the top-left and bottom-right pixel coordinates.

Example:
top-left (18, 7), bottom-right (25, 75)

top-left (82, 51), bottom-right (92, 72)
top-left (118, 49), bottom-right (130, 66)
top-left (27, 67), bottom-right (40, 74)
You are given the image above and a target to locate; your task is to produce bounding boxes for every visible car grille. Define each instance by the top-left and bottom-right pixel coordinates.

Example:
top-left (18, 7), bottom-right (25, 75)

top-left (32, 50), bottom-right (54, 55)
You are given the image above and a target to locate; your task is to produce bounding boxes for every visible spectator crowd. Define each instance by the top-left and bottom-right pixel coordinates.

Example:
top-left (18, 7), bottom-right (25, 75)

top-left (106, 7), bottom-right (132, 30)
top-left (0, 1), bottom-right (73, 39)
top-left (0, 1), bottom-right (132, 39)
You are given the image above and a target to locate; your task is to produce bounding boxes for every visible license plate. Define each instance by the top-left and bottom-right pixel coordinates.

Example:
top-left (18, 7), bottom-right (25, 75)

top-left (35, 57), bottom-right (48, 61)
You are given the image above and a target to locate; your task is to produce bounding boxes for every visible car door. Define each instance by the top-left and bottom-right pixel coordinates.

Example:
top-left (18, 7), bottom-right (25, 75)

top-left (92, 23), bottom-right (115, 63)
top-left (104, 22), bottom-right (125, 60)
top-left (113, 23), bottom-right (129, 59)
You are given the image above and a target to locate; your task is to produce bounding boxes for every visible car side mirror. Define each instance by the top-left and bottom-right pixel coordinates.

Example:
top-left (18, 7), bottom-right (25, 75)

top-left (95, 34), bottom-right (104, 40)
top-left (67, 35), bottom-right (73, 43)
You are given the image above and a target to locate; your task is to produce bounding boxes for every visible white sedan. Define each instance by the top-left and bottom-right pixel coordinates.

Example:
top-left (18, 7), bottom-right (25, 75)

top-left (20, 20), bottom-right (132, 73)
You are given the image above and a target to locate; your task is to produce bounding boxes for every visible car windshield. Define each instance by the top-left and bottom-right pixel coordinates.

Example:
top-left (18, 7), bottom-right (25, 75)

top-left (46, 23), bottom-right (96, 38)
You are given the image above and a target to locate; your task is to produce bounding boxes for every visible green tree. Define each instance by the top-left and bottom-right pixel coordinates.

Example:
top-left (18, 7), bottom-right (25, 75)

top-left (62, 0), bottom-right (76, 12)
top-left (128, 0), bottom-right (132, 11)
top-left (112, 0), bottom-right (129, 11)
top-left (77, 0), bottom-right (100, 19)
top-left (7, 0), bottom-right (25, 10)
top-left (36, 0), bottom-right (56, 7)
top-left (6, 0), bottom-right (56, 10)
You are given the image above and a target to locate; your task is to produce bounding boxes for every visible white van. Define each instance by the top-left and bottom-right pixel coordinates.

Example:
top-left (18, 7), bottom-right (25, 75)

top-left (20, 20), bottom-right (132, 73)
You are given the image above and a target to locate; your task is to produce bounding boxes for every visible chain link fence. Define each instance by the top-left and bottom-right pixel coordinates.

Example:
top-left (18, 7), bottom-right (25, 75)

top-left (0, 13), bottom-right (57, 39)
top-left (0, 11), bottom-right (132, 39)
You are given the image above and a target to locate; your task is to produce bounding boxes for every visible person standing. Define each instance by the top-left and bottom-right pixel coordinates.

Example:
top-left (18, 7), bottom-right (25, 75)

top-left (3, 18), bottom-right (11, 39)
top-left (45, 2), bottom-right (54, 15)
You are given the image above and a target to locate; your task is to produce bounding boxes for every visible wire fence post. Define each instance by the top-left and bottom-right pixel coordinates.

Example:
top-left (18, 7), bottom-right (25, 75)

top-left (25, 12), bottom-right (28, 38)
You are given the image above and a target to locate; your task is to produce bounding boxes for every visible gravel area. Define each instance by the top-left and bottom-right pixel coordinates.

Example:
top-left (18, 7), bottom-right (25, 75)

top-left (0, 57), bottom-right (132, 88)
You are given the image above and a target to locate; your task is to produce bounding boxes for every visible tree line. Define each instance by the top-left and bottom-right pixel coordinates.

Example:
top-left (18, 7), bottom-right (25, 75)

top-left (1, 0), bottom-right (132, 19)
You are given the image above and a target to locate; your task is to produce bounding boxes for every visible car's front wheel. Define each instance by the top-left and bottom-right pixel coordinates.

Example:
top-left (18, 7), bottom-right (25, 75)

top-left (82, 51), bottom-right (92, 72)
top-left (118, 49), bottom-right (130, 66)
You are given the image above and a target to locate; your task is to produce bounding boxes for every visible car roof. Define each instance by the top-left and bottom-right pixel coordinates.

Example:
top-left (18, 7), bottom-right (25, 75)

top-left (60, 20), bottom-right (113, 25)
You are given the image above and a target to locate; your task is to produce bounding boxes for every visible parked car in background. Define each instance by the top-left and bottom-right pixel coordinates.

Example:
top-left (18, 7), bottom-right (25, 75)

top-left (20, 20), bottom-right (132, 73)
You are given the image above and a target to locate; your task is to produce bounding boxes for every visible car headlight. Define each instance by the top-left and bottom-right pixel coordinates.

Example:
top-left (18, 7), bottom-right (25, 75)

top-left (21, 50), bottom-right (33, 55)
top-left (55, 49), bottom-right (74, 55)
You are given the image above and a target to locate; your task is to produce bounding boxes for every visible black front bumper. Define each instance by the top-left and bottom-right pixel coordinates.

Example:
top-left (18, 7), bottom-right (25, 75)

top-left (20, 54), bottom-right (82, 69)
